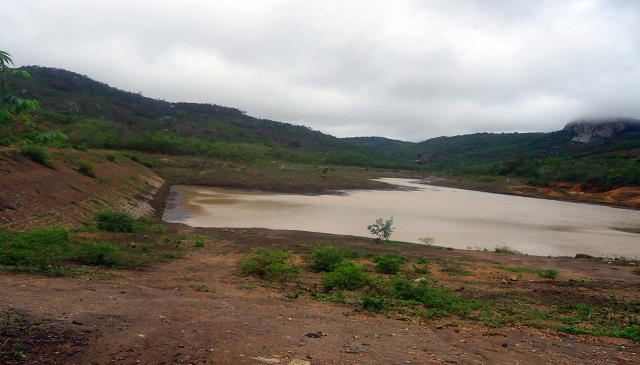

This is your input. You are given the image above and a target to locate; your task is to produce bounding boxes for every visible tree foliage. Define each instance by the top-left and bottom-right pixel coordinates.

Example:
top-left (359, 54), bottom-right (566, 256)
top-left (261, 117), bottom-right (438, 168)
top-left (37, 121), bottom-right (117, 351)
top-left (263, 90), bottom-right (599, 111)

top-left (0, 50), bottom-right (38, 139)
top-left (367, 217), bottom-right (394, 241)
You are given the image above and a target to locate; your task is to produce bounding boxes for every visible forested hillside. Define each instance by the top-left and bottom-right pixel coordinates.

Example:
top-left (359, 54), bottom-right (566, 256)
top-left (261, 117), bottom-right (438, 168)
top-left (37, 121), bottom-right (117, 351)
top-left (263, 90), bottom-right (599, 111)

top-left (345, 124), bottom-right (640, 190)
top-left (6, 66), bottom-right (404, 168)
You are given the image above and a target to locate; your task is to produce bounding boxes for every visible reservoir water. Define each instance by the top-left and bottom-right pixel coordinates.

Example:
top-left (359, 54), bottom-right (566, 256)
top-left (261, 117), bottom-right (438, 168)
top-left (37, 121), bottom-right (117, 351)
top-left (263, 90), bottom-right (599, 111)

top-left (163, 178), bottom-right (640, 258)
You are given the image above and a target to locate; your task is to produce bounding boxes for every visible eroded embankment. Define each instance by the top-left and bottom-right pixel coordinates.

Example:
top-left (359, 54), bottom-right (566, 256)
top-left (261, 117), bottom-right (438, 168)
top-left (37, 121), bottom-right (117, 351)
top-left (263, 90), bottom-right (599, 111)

top-left (0, 148), bottom-right (164, 230)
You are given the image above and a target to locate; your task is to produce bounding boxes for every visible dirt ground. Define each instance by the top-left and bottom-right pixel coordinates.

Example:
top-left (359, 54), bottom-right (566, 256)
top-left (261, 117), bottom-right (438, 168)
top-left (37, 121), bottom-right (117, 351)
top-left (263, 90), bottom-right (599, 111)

top-left (1, 227), bottom-right (639, 365)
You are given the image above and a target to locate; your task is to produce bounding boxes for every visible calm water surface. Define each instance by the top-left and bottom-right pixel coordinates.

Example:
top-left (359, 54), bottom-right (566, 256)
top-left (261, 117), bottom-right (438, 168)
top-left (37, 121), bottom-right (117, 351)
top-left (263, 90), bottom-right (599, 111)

top-left (163, 178), bottom-right (640, 258)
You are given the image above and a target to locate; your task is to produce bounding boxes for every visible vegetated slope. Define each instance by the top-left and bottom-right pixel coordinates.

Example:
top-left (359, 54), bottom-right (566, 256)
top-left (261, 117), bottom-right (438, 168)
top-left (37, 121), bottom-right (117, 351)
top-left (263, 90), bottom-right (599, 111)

top-left (344, 120), bottom-right (640, 191)
top-left (399, 131), bottom-right (573, 170)
top-left (11, 66), bottom-right (640, 190)
top-left (0, 148), bottom-right (163, 230)
top-left (8, 66), bottom-right (403, 168)
top-left (342, 136), bottom-right (414, 150)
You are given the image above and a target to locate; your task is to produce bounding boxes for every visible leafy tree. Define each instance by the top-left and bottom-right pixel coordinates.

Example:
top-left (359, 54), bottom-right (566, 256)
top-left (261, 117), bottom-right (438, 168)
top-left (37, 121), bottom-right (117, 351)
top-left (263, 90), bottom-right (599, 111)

top-left (0, 51), bottom-right (67, 145)
top-left (0, 50), bottom-right (39, 139)
top-left (367, 217), bottom-right (394, 241)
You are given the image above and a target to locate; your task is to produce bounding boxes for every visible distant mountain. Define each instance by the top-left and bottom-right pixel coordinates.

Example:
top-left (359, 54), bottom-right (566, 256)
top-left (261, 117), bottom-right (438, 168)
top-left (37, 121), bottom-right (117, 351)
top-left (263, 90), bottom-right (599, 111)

top-left (563, 117), bottom-right (640, 145)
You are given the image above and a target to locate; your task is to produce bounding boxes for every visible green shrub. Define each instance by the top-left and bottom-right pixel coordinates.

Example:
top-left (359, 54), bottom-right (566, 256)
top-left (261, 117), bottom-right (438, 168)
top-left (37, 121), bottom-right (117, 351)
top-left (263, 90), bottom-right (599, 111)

top-left (73, 241), bottom-right (123, 267)
top-left (374, 253), bottom-right (407, 274)
top-left (20, 145), bottom-right (50, 167)
top-left (77, 160), bottom-right (96, 178)
top-left (614, 325), bottom-right (640, 343)
top-left (390, 277), bottom-right (460, 311)
top-left (0, 227), bottom-right (71, 270)
top-left (95, 210), bottom-right (139, 233)
top-left (309, 245), bottom-right (358, 272)
top-left (238, 248), bottom-right (300, 282)
top-left (494, 246), bottom-right (521, 254)
top-left (361, 293), bottom-right (391, 311)
top-left (105, 153), bottom-right (116, 162)
top-left (263, 262), bottom-right (301, 282)
top-left (321, 261), bottom-right (371, 291)
top-left (538, 269), bottom-right (559, 279)
top-left (136, 215), bottom-right (167, 234)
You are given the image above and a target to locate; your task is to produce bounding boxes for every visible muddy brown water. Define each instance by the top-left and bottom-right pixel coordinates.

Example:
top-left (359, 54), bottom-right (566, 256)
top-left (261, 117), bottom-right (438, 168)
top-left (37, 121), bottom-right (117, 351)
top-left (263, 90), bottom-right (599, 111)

top-left (163, 178), bottom-right (640, 258)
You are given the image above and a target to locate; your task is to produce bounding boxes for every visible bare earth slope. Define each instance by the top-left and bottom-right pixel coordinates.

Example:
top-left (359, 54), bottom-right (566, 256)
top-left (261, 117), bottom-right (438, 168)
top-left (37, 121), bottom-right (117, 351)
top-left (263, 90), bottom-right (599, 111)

top-left (0, 149), bottom-right (164, 230)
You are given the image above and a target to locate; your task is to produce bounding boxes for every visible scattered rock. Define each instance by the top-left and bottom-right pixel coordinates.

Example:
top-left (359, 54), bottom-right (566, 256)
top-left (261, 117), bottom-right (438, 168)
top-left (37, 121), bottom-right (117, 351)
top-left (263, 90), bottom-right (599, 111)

top-left (305, 331), bottom-right (325, 338)
top-left (500, 279), bottom-right (509, 285)
top-left (289, 360), bottom-right (311, 365)
top-left (251, 357), bottom-right (280, 364)
top-left (501, 343), bottom-right (508, 348)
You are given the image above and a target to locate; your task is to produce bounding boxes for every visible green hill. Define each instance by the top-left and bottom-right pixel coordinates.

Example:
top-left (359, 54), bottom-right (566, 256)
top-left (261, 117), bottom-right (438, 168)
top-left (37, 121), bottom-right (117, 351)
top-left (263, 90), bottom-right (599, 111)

top-left (6, 65), bottom-right (640, 190)
top-left (7, 66), bottom-right (401, 168)
top-left (342, 122), bottom-right (640, 189)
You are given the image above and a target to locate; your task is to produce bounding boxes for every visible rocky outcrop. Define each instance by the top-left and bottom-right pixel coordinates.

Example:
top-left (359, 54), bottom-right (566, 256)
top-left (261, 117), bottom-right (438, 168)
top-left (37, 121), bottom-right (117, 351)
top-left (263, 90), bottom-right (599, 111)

top-left (563, 117), bottom-right (640, 145)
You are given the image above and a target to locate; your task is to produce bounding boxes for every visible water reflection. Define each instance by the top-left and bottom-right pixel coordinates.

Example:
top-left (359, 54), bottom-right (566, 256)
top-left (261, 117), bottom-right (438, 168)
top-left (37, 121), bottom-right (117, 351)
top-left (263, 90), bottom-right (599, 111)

top-left (163, 178), bottom-right (640, 258)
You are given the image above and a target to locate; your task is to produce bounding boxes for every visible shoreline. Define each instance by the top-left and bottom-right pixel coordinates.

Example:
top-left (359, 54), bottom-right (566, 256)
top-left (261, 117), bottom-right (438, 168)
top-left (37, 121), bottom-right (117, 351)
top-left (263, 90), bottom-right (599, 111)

top-left (159, 180), bottom-right (640, 260)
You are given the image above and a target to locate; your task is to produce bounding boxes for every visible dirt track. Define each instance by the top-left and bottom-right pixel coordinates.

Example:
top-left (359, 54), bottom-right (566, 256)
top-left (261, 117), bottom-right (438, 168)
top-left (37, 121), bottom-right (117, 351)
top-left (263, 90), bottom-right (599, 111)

top-left (2, 227), bottom-right (639, 365)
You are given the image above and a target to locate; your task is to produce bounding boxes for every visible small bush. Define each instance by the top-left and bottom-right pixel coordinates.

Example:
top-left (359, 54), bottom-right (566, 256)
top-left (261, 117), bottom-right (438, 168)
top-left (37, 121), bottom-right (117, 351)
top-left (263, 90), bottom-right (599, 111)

top-left (95, 210), bottom-right (139, 233)
top-left (361, 293), bottom-right (391, 311)
top-left (77, 160), bottom-right (96, 178)
top-left (390, 277), bottom-right (460, 311)
top-left (0, 227), bottom-right (72, 271)
top-left (105, 153), bottom-right (116, 162)
top-left (309, 245), bottom-right (358, 272)
top-left (494, 246), bottom-right (521, 255)
top-left (20, 145), bottom-right (50, 167)
top-left (264, 262), bottom-right (301, 282)
top-left (321, 261), bottom-right (371, 291)
top-left (73, 241), bottom-right (123, 267)
top-left (614, 325), bottom-right (640, 343)
top-left (538, 269), bottom-right (559, 279)
top-left (374, 253), bottom-right (407, 274)
top-left (238, 248), bottom-right (300, 282)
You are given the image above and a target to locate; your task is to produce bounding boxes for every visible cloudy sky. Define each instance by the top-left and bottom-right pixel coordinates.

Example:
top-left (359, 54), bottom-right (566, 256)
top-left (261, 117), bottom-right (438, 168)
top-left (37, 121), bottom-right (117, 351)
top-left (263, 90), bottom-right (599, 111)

top-left (2, 1), bottom-right (639, 141)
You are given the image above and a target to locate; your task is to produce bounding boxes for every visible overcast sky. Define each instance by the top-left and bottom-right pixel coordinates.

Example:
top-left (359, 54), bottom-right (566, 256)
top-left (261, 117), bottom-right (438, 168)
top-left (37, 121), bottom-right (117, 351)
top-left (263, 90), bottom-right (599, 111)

top-left (2, 1), bottom-right (639, 142)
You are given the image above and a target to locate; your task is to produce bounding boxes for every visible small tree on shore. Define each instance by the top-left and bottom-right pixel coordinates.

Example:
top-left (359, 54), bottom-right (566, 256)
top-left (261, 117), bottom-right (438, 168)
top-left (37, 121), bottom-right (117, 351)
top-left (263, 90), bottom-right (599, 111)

top-left (367, 217), bottom-right (394, 241)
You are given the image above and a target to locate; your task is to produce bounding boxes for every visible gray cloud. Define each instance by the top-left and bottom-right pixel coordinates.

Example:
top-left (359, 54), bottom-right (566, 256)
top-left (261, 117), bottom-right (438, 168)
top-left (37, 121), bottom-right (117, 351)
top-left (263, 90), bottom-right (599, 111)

top-left (2, 0), bottom-right (639, 141)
